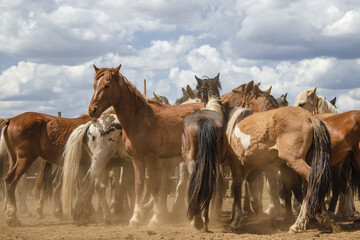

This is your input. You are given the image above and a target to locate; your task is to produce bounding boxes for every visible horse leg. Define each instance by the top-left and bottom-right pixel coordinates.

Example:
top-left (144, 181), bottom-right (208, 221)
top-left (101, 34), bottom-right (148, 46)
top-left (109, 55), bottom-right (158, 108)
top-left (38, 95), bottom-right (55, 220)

top-left (248, 169), bottom-right (264, 215)
top-left (4, 156), bottom-right (34, 226)
top-left (95, 171), bottom-right (111, 224)
top-left (52, 167), bottom-right (63, 219)
top-left (110, 166), bottom-right (121, 215)
top-left (210, 170), bottom-right (226, 224)
top-left (204, 201), bottom-right (210, 232)
top-left (129, 157), bottom-right (145, 227)
top-left (145, 157), bottom-right (162, 226)
top-left (172, 162), bottom-right (188, 218)
top-left (264, 169), bottom-right (281, 227)
top-left (16, 173), bottom-right (32, 217)
top-left (228, 152), bottom-right (247, 231)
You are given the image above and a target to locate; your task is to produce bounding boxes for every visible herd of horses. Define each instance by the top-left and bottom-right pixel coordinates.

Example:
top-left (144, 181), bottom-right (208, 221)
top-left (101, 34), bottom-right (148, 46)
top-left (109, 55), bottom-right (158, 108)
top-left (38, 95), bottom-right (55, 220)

top-left (0, 64), bottom-right (360, 235)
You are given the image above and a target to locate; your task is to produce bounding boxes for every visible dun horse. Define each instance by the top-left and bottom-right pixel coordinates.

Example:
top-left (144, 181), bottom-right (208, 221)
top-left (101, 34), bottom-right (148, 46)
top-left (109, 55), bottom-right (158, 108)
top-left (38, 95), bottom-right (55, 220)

top-left (226, 106), bottom-right (333, 233)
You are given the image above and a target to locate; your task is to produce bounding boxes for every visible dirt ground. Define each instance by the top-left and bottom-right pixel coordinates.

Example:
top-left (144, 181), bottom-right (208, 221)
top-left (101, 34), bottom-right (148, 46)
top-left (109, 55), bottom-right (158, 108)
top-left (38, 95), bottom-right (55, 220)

top-left (1, 193), bottom-right (360, 240)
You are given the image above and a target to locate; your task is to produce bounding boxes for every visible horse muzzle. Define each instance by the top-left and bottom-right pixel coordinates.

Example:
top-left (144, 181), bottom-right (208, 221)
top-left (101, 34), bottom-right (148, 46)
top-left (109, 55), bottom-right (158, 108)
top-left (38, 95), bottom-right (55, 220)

top-left (88, 106), bottom-right (100, 118)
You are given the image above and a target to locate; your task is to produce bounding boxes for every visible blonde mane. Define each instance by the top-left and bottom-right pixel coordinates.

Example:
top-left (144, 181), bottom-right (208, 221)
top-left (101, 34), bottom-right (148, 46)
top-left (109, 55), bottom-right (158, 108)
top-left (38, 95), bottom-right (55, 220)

top-left (295, 88), bottom-right (341, 114)
top-left (205, 97), bottom-right (223, 116)
top-left (226, 108), bottom-right (253, 143)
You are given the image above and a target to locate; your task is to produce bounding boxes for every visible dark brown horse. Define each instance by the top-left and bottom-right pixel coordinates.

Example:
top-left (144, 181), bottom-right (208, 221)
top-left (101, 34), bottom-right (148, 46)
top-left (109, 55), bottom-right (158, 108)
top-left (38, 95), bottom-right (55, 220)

top-left (0, 112), bottom-right (92, 226)
top-left (182, 74), bottom-right (226, 231)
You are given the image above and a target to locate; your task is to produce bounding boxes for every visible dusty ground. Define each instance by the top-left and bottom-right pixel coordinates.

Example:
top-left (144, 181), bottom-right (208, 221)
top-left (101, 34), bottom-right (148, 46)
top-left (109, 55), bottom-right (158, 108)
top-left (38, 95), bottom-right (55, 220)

top-left (1, 193), bottom-right (360, 240)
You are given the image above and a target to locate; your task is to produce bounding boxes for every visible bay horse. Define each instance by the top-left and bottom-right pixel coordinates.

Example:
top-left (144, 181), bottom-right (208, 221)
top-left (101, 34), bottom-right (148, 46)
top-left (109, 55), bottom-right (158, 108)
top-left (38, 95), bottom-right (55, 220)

top-left (182, 74), bottom-right (226, 231)
top-left (61, 113), bottom-right (134, 224)
top-left (226, 106), bottom-right (333, 233)
top-left (0, 112), bottom-right (92, 226)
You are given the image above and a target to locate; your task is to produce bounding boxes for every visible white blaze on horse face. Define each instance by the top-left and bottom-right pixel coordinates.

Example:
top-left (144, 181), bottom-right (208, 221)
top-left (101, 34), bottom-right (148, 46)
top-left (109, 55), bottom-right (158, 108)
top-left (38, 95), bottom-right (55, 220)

top-left (94, 76), bottom-right (103, 98)
top-left (233, 125), bottom-right (251, 151)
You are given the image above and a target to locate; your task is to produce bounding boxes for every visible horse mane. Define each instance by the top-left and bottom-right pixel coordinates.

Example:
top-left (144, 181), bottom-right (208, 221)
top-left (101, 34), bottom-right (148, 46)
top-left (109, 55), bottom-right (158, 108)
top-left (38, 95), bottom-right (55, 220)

top-left (94, 68), bottom-right (149, 106)
top-left (120, 73), bottom-right (149, 105)
top-left (317, 96), bottom-right (341, 114)
top-left (205, 98), bottom-right (223, 116)
top-left (226, 107), bottom-right (254, 143)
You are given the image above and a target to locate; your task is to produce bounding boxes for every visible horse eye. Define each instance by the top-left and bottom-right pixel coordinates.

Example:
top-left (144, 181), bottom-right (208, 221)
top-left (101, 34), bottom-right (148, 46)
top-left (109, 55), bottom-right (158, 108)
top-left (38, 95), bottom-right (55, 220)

top-left (105, 84), bottom-right (110, 89)
top-left (298, 103), bottom-right (305, 107)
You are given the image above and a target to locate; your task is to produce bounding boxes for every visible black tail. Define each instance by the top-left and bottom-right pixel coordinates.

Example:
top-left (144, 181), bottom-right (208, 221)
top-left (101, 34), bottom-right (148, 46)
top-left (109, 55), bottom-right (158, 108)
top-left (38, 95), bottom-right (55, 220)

top-left (306, 118), bottom-right (332, 218)
top-left (187, 118), bottom-right (219, 221)
top-left (34, 161), bottom-right (53, 202)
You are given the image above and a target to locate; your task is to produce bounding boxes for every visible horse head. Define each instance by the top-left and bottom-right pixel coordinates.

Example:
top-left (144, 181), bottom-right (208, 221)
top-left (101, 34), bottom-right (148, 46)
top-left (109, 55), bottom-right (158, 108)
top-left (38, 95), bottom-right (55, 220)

top-left (153, 93), bottom-right (170, 105)
top-left (195, 73), bottom-right (221, 105)
top-left (295, 87), bottom-right (318, 113)
top-left (88, 64), bottom-right (122, 118)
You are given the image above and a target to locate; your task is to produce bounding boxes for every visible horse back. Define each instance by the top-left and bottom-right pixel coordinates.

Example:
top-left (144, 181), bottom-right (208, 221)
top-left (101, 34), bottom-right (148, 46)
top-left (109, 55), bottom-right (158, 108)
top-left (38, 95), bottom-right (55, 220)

top-left (5, 112), bottom-right (91, 164)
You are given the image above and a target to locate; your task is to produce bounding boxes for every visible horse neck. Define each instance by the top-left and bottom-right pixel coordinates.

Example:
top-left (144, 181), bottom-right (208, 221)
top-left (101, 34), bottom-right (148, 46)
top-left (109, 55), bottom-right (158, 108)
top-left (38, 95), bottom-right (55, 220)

top-left (112, 78), bottom-right (154, 131)
top-left (317, 97), bottom-right (341, 114)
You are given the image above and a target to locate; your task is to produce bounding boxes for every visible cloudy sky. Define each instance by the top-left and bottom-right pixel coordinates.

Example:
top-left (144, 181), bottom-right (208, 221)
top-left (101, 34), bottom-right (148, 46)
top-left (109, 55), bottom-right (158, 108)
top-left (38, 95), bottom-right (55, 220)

top-left (1, 0), bottom-right (360, 118)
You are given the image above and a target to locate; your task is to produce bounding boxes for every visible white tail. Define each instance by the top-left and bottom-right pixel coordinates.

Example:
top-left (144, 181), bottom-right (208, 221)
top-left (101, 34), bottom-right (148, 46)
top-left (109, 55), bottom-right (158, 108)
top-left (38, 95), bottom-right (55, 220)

top-left (61, 121), bottom-right (92, 218)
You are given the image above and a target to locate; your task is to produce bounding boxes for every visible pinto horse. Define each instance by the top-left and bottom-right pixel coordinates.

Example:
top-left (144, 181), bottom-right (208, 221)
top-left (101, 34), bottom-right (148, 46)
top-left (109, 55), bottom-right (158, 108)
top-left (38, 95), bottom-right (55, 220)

top-left (226, 106), bottom-right (333, 233)
top-left (61, 113), bottom-right (134, 224)
top-left (0, 112), bottom-right (92, 226)
top-left (182, 74), bottom-right (226, 231)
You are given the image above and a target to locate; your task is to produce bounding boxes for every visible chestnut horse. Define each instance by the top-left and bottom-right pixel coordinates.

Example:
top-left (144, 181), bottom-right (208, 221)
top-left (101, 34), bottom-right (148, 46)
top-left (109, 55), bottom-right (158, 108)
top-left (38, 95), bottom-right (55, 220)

top-left (0, 112), bottom-right (92, 226)
top-left (182, 74), bottom-right (226, 231)
top-left (88, 65), bottom-right (205, 226)
top-left (226, 106), bottom-right (333, 233)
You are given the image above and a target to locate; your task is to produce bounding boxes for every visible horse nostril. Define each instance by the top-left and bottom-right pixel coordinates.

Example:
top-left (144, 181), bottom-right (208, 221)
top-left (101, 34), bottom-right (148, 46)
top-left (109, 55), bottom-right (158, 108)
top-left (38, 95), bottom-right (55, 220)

top-left (93, 107), bottom-right (98, 114)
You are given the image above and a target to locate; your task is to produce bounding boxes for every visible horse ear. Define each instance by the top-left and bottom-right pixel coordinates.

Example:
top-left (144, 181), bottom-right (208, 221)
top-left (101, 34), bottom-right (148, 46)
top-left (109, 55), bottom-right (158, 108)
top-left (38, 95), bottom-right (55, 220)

top-left (256, 82), bottom-right (261, 87)
top-left (266, 86), bottom-right (272, 94)
top-left (253, 85), bottom-right (261, 95)
top-left (308, 87), bottom-right (317, 96)
top-left (245, 80), bottom-right (254, 93)
top-left (330, 97), bottom-right (337, 106)
top-left (186, 85), bottom-right (195, 98)
top-left (284, 93), bottom-right (288, 99)
top-left (182, 87), bottom-right (187, 96)
top-left (114, 64), bottom-right (121, 73)
top-left (195, 75), bottom-right (202, 86)
top-left (93, 64), bottom-right (100, 72)
top-left (153, 92), bottom-right (158, 99)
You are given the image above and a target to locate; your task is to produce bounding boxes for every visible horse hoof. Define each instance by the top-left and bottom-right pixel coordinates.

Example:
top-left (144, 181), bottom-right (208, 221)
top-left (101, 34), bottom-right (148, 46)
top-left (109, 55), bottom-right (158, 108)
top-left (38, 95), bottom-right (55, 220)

top-left (194, 217), bottom-right (204, 230)
top-left (289, 224), bottom-right (301, 233)
top-left (331, 223), bottom-right (341, 233)
top-left (6, 217), bottom-right (22, 227)
top-left (129, 219), bottom-right (141, 228)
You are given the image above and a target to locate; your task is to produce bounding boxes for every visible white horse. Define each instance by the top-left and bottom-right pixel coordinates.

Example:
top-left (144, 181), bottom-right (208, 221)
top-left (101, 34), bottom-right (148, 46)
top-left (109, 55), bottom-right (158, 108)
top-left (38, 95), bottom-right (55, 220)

top-left (61, 114), bottom-right (133, 224)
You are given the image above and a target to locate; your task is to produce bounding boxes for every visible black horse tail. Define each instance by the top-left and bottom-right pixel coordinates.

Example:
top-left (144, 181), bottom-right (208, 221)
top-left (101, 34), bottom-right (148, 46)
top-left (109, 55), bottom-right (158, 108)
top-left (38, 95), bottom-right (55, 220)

top-left (306, 118), bottom-right (332, 218)
top-left (34, 161), bottom-right (53, 202)
top-left (187, 118), bottom-right (219, 221)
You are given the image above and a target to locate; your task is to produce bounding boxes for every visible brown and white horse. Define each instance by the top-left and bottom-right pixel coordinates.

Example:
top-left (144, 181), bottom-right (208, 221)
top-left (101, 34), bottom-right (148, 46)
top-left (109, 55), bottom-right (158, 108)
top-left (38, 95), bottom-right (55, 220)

top-left (226, 106), bottom-right (333, 233)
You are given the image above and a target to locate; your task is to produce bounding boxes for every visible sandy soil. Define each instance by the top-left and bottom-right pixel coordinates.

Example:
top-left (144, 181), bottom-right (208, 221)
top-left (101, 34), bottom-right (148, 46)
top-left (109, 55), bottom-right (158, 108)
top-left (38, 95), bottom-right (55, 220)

top-left (1, 193), bottom-right (360, 240)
